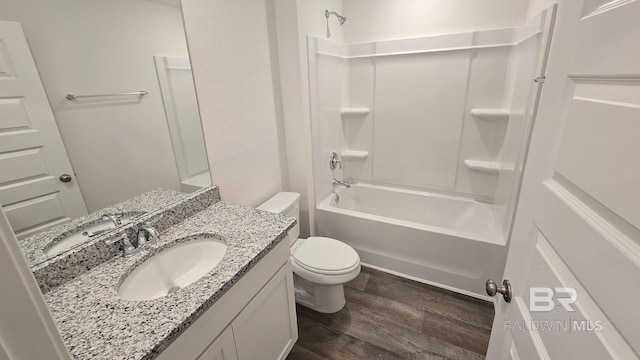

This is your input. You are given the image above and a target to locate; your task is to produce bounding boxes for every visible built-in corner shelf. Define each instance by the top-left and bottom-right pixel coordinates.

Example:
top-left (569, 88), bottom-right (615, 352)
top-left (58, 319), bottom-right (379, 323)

top-left (470, 108), bottom-right (510, 121)
top-left (340, 108), bottom-right (370, 117)
top-left (341, 150), bottom-right (369, 160)
top-left (464, 160), bottom-right (500, 175)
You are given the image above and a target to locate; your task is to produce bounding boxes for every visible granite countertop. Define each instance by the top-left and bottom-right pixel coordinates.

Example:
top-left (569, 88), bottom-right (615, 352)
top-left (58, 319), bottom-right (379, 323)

top-left (19, 189), bottom-right (189, 267)
top-left (43, 201), bottom-right (296, 360)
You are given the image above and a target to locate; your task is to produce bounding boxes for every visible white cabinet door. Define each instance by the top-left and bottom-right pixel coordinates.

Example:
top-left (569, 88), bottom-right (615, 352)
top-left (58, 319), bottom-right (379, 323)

top-left (487, 1), bottom-right (640, 359)
top-left (197, 325), bottom-right (238, 360)
top-left (0, 21), bottom-right (87, 239)
top-left (232, 263), bottom-right (298, 360)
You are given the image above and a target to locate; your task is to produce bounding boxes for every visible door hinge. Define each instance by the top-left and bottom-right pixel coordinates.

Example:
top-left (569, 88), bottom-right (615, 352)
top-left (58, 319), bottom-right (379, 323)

top-left (534, 76), bottom-right (546, 83)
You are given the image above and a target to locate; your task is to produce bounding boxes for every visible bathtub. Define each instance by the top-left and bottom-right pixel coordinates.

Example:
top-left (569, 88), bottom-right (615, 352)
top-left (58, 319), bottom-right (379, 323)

top-left (315, 183), bottom-right (507, 298)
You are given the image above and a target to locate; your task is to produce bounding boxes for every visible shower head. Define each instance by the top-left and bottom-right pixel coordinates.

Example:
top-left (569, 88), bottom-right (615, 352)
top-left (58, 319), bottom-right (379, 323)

top-left (325, 9), bottom-right (347, 26)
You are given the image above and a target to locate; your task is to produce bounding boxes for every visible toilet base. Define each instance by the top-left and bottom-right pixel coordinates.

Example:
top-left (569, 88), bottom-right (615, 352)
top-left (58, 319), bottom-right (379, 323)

top-left (293, 274), bottom-right (346, 314)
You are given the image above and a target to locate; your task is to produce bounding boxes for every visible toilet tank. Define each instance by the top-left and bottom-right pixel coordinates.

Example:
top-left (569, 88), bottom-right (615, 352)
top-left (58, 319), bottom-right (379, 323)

top-left (257, 192), bottom-right (300, 241)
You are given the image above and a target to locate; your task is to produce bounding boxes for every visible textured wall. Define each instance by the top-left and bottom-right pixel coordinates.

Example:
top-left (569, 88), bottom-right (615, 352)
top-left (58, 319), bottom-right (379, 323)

top-left (342, 0), bottom-right (529, 43)
top-left (182, 0), bottom-right (284, 206)
top-left (274, 0), bottom-right (344, 236)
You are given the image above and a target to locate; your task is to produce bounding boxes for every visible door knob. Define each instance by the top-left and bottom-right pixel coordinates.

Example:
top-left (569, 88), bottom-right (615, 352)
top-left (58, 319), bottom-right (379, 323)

top-left (486, 279), bottom-right (512, 303)
top-left (59, 174), bottom-right (73, 183)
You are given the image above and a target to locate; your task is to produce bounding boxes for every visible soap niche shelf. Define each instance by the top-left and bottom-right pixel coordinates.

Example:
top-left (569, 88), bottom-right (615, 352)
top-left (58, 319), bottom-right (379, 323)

top-left (465, 108), bottom-right (511, 177)
top-left (340, 107), bottom-right (370, 117)
top-left (341, 150), bottom-right (368, 160)
top-left (464, 160), bottom-right (500, 175)
top-left (340, 107), bottom-right (370, 163)
top-left (470, 108), bottom-right (510, 121)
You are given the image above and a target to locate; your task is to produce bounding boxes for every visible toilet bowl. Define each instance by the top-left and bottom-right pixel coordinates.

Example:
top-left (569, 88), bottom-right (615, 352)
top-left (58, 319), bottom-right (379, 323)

top-left (257, 192), bottom-right (360, 313)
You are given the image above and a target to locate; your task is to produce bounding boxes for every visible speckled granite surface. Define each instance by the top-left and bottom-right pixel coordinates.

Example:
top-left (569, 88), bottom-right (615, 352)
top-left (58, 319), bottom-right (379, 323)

top-left (33, 187), bottom-right (221, 294)
top-left (44, 201), bottom-right (295, 360)
top-left (19, 189), bottom-right (188, 267)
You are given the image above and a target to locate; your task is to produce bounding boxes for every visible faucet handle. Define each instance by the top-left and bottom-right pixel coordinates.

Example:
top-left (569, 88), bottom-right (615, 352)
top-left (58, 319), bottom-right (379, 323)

top-left (105, 234), bottom-right (137, 257)
top-left (137, 223), bottom-right (161, 248)
top-left (132, 213), bottom-right (162, 232)
top-left (329, 152), bottom-right (342, 170)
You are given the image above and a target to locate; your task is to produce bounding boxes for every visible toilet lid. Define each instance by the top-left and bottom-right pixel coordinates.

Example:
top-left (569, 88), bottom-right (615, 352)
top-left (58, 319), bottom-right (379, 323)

top-left (292, 237), bottom-right (359, 275)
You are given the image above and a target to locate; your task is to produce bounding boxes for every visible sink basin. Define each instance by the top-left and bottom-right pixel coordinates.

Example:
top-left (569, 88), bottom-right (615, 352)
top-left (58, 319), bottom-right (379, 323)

top-left (44, 212), bottom-right (145, 257)
top-left (118, 237), bottom-right (227, 301)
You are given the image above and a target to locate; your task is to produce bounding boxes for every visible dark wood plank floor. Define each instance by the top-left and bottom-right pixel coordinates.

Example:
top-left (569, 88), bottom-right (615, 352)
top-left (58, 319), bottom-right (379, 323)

top-left (287, 266), bottom-right (494, 360)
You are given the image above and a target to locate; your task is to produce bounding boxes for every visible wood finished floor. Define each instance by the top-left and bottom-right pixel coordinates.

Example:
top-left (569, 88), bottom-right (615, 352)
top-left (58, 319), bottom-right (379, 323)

top-left (286, 266), bottom-right (494, 360)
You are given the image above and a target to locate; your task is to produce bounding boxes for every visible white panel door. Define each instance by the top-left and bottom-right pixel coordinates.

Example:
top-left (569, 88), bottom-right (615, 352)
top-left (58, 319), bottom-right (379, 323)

top-left (231, 264), bottom-right (297, 360)
top-left (487, 2), bottom-right (640, 359)
top-left (0, 21), bottom-right (87, 239)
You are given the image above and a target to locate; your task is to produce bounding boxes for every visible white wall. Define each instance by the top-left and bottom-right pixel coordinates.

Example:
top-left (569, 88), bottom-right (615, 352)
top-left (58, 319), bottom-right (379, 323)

top-left (0, 0), bottom-right (185, 212)
top-left (342, 0), bottom-right (530, 43)
top-left (181, 0), bottom-right (284, 207)
top-left (527, 0), bottom-right (557, 19)
top-left (275, 0), bottom-right (343, 236)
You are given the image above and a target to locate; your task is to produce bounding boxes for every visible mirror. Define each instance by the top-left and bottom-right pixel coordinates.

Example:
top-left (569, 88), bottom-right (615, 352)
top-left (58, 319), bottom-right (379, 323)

top-left (0, 0), bottom-right (211, 267)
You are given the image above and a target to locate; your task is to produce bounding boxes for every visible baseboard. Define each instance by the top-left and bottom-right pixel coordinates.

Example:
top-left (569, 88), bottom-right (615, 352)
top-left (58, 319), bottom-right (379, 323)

top-left (360, 262), bottom-right (496, 303)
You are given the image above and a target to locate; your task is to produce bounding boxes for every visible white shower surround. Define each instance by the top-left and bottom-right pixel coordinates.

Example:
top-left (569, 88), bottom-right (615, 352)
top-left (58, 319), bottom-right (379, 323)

top-left (309, 11), bottom-right (552, 298)
top-left (316, 183), bottom-right (506, 298)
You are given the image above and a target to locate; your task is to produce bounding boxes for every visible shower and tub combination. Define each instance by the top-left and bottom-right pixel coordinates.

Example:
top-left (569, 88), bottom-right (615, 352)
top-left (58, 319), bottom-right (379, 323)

top-left (309, 8), bottom-right (555, 298)
top-left (317, 182), bottom-right (506, 297)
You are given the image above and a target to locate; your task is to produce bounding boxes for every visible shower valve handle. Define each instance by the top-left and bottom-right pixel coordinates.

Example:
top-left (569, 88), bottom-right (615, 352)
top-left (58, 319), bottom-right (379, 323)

top-left (329, 152), bottom-right (342, 170)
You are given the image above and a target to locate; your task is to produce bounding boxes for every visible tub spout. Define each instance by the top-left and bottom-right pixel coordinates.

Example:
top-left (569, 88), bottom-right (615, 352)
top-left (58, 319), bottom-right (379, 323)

top-left (332, 179), bottom-right (351, 189)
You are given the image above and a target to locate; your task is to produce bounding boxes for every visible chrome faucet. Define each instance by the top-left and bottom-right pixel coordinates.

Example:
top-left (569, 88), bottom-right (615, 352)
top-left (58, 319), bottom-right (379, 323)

top-left (104, 213), bottom-right (163, 257)
top-left (105, 233), bottom-right (138, 257)
top-left (104, 225), bottom-right (159, 257)
top-left (135, 214), bottom-right (163, 247)
top-left (332, 178), bottom-right (352, 189)
top-left (136, 225), bottom-right (159, 248)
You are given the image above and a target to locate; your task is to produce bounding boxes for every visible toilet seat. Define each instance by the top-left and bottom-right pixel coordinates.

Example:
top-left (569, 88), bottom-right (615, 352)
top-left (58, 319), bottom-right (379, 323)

top-left (292, 237), bottom-right (360, 275)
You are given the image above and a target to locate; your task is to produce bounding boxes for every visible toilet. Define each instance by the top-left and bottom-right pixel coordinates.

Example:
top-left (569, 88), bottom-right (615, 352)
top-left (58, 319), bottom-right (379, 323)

top-left (257, 192), bottom-right (360, 313)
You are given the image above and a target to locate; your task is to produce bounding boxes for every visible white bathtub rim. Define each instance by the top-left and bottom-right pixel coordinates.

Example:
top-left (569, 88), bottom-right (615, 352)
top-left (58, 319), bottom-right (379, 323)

top-left (318, 191), bottom-right (506, 246)
top-left (340, 182), bottom-right (489, 204)
top-left (361, 262), bottom-right (495, 302)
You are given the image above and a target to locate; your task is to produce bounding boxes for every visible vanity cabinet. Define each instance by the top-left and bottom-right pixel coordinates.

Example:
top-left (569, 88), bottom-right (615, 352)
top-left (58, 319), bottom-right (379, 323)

top-left (157, 239), bottom-right (297, 360)
top-left (231, 265), bottom-right (297, 360)
top-left (197, 326), bottom-right (237, 360)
